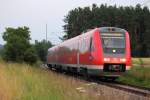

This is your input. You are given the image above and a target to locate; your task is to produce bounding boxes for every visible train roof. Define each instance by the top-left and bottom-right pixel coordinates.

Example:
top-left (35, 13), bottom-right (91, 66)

top-left (48, 27), bottom-right (127, 52)
top-left (48, 28), bottom-right (98, 52)
top-left (99, 27), bottom-right (127, 32)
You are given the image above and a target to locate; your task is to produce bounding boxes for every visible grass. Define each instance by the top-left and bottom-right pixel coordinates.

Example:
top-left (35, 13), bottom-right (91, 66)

top-left (0, 61), bottom-right (97, 100)
top-left (117, 58), bottom-right (150, 88)
top-left (132, 58), bottom-right (150, 66)
top-left (0, 58), bottom-right (149, 100)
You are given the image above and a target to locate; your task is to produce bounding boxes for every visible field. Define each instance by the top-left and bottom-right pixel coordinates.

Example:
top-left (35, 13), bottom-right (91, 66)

top-left (132, 58), bottom-right (150, 67)
top-left (0, 61), bottom-right (135, 100)
top-left (0, 58), bottom-right (149, 100)
top-left (0, 61), bottom-right (93, 100)
top-left (117, 58), bottom-right (150, 88)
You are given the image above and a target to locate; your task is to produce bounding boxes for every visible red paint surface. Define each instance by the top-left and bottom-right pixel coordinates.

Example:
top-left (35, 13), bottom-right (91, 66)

top-left (47, 27), bottom-right (131, 70)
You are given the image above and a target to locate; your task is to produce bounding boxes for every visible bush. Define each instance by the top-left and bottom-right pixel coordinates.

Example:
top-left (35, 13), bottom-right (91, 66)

top-left (24, 47), bottom-right (38, 64)
top-left (2, 26), bottom-right (38, 64)
top-left (34, 40), bottom-right (52, 62)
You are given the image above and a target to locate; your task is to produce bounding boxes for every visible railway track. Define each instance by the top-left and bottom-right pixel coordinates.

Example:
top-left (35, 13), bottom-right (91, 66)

top-left (97, 81), bottom-right (150, 97)
top-left (42, 64), bottom-right (150, 99)
top-left (78, 76), bottom-right (150, 98)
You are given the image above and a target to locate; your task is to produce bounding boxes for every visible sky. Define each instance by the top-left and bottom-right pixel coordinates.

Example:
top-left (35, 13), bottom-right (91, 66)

top-left (0, 0), bottom-right (150, 45)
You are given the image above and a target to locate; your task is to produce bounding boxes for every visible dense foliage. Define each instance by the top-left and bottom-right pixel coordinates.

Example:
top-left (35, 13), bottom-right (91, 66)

top-left (63, 4), bottom-right (150, 57)
top-left (2, 26), bottom-right (37, 64)
top-left (34, 40), bottom-right (52, 62)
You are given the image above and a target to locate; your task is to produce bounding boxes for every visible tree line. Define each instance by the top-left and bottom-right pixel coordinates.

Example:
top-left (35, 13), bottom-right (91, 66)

top-left (1, 4), bottom-right (150, 64)
top-left (1, 26), bottom-right (52, 64)
top-left (63, 4), bottom-right (150, 57)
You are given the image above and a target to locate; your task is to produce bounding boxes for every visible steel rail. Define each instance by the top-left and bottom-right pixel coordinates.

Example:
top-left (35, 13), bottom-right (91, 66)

top-left (42, 65), bottom-right (150, 98)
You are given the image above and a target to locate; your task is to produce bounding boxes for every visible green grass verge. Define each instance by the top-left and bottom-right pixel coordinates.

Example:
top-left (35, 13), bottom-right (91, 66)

top-left (117, 58), bottom-right (150, 88)
top-left (132, 58), bottom-right (150, 66)
top-left (0, 61), bottom-right (97, 100)
top-left (0, 58), bottom-right (150, 100)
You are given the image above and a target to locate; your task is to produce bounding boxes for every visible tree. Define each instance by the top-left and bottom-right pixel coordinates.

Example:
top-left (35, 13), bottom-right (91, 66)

top-left (34, 40), bottom-right (52, 62)
top-left (0, 44), bottom-right (4, 57)
top-left (2, 26), bottom-right (38, 64)
top-left (24, 47), bottom-right (38, 64)
top-left (63, 4), bottom-right (150, 57)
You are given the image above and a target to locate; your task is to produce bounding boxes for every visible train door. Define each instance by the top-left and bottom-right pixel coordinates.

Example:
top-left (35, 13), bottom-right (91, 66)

top-left (89, 37), bottom-right (94, 65)
top-left (77, 39), bottom-right (80, 65)
top-left (78, 36), bottom-right (91, 65)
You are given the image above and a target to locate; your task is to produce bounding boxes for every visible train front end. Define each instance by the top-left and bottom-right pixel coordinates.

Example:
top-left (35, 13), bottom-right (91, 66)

top-left (99, 27), bottom-right (131, 77)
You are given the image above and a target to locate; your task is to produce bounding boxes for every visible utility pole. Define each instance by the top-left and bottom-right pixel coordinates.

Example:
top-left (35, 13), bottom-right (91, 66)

top-left (46, 24), bottom-right (47, 42)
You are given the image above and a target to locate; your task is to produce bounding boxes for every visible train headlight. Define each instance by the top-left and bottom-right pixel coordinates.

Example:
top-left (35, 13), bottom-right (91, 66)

top-left (120, 58), bottom-right (126, 62)
top-left (104, 58), bottom-right (110, 62)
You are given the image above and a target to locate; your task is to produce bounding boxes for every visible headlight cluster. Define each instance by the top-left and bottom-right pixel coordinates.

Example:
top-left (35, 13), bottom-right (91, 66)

top-left (104, 58), bottom-right (126, 62)
top-left (120, 58), bottom-right (126, 62)
top-left (104, 58), bottom-right (110, 62)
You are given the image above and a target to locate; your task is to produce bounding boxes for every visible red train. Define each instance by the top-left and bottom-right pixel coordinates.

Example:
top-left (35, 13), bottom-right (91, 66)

top-left (47, 27), bottom-right (131, 79)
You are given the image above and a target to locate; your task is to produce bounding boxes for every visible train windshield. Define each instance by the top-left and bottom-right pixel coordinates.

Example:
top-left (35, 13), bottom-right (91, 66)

top-left (100, 33), bottom-right (125, 54)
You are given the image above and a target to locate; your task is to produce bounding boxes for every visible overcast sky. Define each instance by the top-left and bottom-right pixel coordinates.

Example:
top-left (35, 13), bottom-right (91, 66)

top-left (0, 0), bottom-right (150, 45)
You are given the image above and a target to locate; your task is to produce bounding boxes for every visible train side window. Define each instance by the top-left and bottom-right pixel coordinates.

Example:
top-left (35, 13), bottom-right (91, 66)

top-left (90, 37), bottom-right (94, 52)
top-left (81, 39), bottom-right (84, 52)
top-left (83, 39), bottom-right (86, 52)
top-left (79, 40), bottom-right (82, 52)
top-left (85, 38), bottom-right (89, 52)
